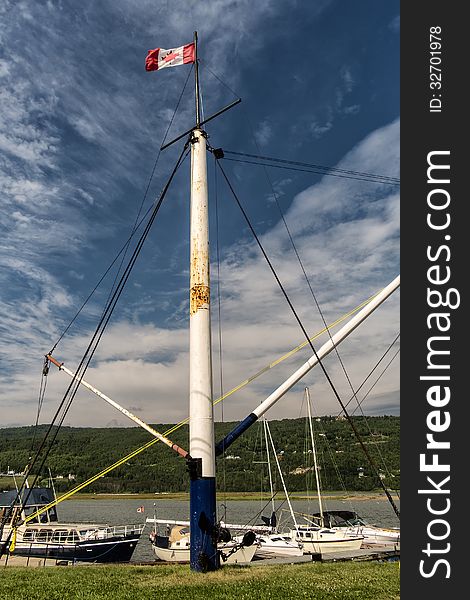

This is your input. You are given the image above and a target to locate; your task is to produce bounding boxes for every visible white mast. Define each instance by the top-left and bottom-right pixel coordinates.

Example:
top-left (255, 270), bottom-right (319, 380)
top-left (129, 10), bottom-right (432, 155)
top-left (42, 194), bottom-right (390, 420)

top-left (263, 417), bottom-right (276, 517)
top-left (46, 354), bottom-right (189, 458)
top-left (189, 128), bottom-right (214, 477)
top-left (265, 420), bottom-right (299, 533)
top-left (306, 387), bottom-right (324, 524)
top-left (188, 31), bottom-right (218, 572)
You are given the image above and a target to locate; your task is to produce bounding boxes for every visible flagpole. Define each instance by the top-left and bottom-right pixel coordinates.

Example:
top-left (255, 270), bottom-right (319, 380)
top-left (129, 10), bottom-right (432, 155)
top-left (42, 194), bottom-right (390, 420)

top-left (188, 31), bottom-right (219, 572)
top-left (194, 31), bottom-right (201, 127)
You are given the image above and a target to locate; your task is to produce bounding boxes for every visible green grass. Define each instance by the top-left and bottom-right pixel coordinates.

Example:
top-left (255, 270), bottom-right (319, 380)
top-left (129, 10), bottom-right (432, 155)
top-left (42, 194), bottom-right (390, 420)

top-left (0, 562), bottom-right (399, 600)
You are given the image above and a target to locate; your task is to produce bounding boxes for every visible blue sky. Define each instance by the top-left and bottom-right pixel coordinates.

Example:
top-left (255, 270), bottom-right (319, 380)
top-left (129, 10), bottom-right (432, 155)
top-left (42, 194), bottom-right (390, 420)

top-left (0, 0), bottom-right (399, 428)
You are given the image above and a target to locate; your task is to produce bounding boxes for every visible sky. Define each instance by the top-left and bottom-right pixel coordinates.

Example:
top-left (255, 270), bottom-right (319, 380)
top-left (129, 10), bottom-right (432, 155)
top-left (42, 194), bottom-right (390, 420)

top-left (0, 0), bottom-right (400, 429)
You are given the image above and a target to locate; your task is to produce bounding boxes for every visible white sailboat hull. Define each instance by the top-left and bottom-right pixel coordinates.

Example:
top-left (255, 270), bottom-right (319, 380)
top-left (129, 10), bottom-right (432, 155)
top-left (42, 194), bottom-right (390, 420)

top-left (291, 527), bottom-right (364, 555)
top-left (148, 521), bottom-right (258, 564)
top-left (231, 533), bottom-right (303, 559)
top-left (151, 539), bottom-right (257, 564)
top-left (310, 511), bottom-right (400, 548)
top-left (254, 540), bottom-right (303, 559)
top-left (342, 525), bottom-right (400, 547)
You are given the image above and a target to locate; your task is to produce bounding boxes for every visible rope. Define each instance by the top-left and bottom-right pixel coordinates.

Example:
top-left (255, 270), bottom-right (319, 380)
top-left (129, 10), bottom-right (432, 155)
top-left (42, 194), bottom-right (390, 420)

top-left (99, 64), bottom-right (194, 324)
top-left (1, 145), bottom-right (190, 555)
top-left (213, 154), bottom-right (227, 506)
top-left (215, 159), bottom-right (400, 520)
top-left (50, 66), bottom-right (194, 353)
top-left (17, 295), bottom-right (381, 524)
top-left (222, 151), bottom-right (400, 186)
top-left (240, 108), bottom-right (378, 464)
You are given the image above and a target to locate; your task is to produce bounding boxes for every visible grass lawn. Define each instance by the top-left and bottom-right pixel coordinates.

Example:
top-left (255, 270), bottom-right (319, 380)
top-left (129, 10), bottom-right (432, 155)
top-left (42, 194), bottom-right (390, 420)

top-left (0, 561), bottom-right (399, 600)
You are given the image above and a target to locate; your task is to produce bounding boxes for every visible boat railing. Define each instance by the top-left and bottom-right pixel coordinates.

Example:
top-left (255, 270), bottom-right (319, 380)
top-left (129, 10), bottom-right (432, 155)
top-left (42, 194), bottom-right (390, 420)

top-left (80, 523), bottom-right (145, 539)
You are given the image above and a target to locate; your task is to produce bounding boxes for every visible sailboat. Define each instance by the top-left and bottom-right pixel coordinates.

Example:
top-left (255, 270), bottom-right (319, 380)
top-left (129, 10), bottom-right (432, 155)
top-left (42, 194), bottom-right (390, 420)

top-left (0, 487), bottom-right (144, 565)
top-left (249, 405), bottom-right (362, 556)
top-left (145, 420), bottom-right (297, 563)
top-left (309, 510), bottom-right (400, 548)
top-left (216, 418), bottom-right (304, 559)
top-left (1, 32), bottom-right (399, 572)
top-left (147, 519), bottom-right (258, 564)
top-left (284, 388), bottom-right (363, 556)
top-left (294, 388), bottom-right (399, 551)
top-left (247, 419), bottom-right (303, 558)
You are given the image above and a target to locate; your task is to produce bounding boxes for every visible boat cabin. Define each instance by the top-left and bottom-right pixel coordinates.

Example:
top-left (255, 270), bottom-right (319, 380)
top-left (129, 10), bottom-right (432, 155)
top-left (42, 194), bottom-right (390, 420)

top-left (310, 510), bottom-right (364, 528)
top-left (0, 488), bottom-right (58, 525)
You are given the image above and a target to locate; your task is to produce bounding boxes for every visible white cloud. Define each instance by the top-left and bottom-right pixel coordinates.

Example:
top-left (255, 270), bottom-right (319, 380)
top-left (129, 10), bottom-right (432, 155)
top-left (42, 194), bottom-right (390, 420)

top-left (254, 120), bottom-right (273, 147)
top-left (0, 118), bottom-right (399, 427)
top-left (0, 1), bottom-right (398, 429)
top-left (310, 120), bottom-right (333, 138)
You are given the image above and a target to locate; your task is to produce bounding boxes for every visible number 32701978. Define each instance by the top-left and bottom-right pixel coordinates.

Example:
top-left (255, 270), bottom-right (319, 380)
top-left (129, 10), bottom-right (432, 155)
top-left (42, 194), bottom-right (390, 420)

top-left (429, 26), bottom-right (442, 91)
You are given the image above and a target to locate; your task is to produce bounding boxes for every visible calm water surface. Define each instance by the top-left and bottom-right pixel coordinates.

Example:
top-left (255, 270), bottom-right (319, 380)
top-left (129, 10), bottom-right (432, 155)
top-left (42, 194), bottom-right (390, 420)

top-left (57, 496), bottom-right (400, 562)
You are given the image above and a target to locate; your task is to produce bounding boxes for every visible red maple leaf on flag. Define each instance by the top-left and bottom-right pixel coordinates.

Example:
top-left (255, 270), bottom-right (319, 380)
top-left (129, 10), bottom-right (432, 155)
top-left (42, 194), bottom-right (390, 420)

top-left (163, 51), bottom-right (178, 62)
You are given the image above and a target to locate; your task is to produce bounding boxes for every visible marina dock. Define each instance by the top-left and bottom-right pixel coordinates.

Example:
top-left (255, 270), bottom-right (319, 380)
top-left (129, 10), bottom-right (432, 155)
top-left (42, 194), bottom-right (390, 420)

top-left (1, 546), bottom-right (399, 568)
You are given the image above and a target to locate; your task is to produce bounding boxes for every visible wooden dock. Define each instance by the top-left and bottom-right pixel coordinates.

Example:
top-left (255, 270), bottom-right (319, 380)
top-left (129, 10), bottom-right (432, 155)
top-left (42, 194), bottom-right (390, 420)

top-left (134, 545), bottom-right (400, 567)
top-left (250, 545), bottom-right (399, 565)
top-left (1, 555), bottom-right (72, 567)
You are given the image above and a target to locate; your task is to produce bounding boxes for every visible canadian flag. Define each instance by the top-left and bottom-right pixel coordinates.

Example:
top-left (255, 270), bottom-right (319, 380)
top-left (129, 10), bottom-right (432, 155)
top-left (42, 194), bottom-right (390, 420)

top-left (145, 43), bottom-right (195, 71)
top-left (137, 506), bottom-right (144, 513)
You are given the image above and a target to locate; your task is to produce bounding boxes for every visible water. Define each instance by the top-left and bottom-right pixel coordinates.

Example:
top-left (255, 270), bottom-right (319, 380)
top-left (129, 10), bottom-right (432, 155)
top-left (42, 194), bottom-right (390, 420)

top-left (57, 495), bottom-right (400, 562)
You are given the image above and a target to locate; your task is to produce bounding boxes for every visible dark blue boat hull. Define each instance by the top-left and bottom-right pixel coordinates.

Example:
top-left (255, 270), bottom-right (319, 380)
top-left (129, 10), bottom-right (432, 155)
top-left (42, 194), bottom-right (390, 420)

top-left (6, 535), bottom-right (140, 563)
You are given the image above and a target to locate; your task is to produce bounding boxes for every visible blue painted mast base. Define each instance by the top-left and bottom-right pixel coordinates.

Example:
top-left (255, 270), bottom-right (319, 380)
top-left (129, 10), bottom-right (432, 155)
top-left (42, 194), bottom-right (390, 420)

top-left (189, 460), bottom-right (219, 572)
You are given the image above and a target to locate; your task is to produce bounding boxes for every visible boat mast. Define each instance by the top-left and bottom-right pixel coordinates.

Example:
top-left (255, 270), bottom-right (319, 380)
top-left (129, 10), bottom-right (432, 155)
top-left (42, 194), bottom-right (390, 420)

top-left (265, 420), bottom-right (299, 533)
top-left (188, 30), bottom-right (218, 572)
top-left (305, 388), bottom-right (324, 525)
top-left (263, 417), bottom-right (276, 518)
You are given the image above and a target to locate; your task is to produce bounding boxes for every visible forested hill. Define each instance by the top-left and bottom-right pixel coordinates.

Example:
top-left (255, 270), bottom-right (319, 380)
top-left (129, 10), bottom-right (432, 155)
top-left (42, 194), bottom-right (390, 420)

top-left (0, 416), bottom-right (399, 494)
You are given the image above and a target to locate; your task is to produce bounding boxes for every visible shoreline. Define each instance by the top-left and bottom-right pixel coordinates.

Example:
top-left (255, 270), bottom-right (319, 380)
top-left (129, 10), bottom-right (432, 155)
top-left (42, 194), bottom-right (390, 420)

top-left (67, 490), bottom-right (395, 502)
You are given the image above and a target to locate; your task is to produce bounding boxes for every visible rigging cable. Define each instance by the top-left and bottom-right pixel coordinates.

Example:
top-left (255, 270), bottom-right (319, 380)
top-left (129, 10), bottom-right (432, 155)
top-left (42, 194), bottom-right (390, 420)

top-left (200, 61), bottom-right (396, 186)
top-left (16, 291), bottom-right (394, 526)
top-left (348, 345), bottom-right (401, 498)
top-left (199, 61), bottom-right (241, 102)
top-left (201, 64), bottom-right (399, 471)
top-left (50, 65), bottom-right (194, 354)
top-left (100, 64), bottom-right (194, 324)
top-left (201, 64), bottom-right (400, 509)
top-left (28, 358), bottom-right (50, 457)
top-left (213, 153), bottom-right (227, 507)
top-left (239, 116), bottom-right (399, 504)
top-left (23, 68), bottom-right (196, 527)
top-left (202, 69), bottom-right (399, 506)
top-left (309, 335), bottom-right (401, 506)
top-left (337, 333), bottom-right (401, 488)
top-left (341, 333), bottom-right (401, 415)
top-left (1, 145), bottom-right (190, 554)
top-left (222, 151), bottom-right (400, 186)
top-left (215, 158), bottom-right (400, 520)
top-left (41, 144), bottom-right (190, 479)
top-left (201, 50), bottom-right (399, 343)
top-left (237, 110), bottom-right (396, 468)
top-left (349, 349), bottom-right (401, 417)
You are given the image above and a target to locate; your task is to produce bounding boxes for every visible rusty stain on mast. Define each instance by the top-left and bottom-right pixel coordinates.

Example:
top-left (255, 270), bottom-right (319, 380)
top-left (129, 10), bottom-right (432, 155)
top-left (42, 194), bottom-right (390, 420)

top-left (190, 283), bottom-right (210, 314)
top-left (190, 244), bottom-right (210, 315)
